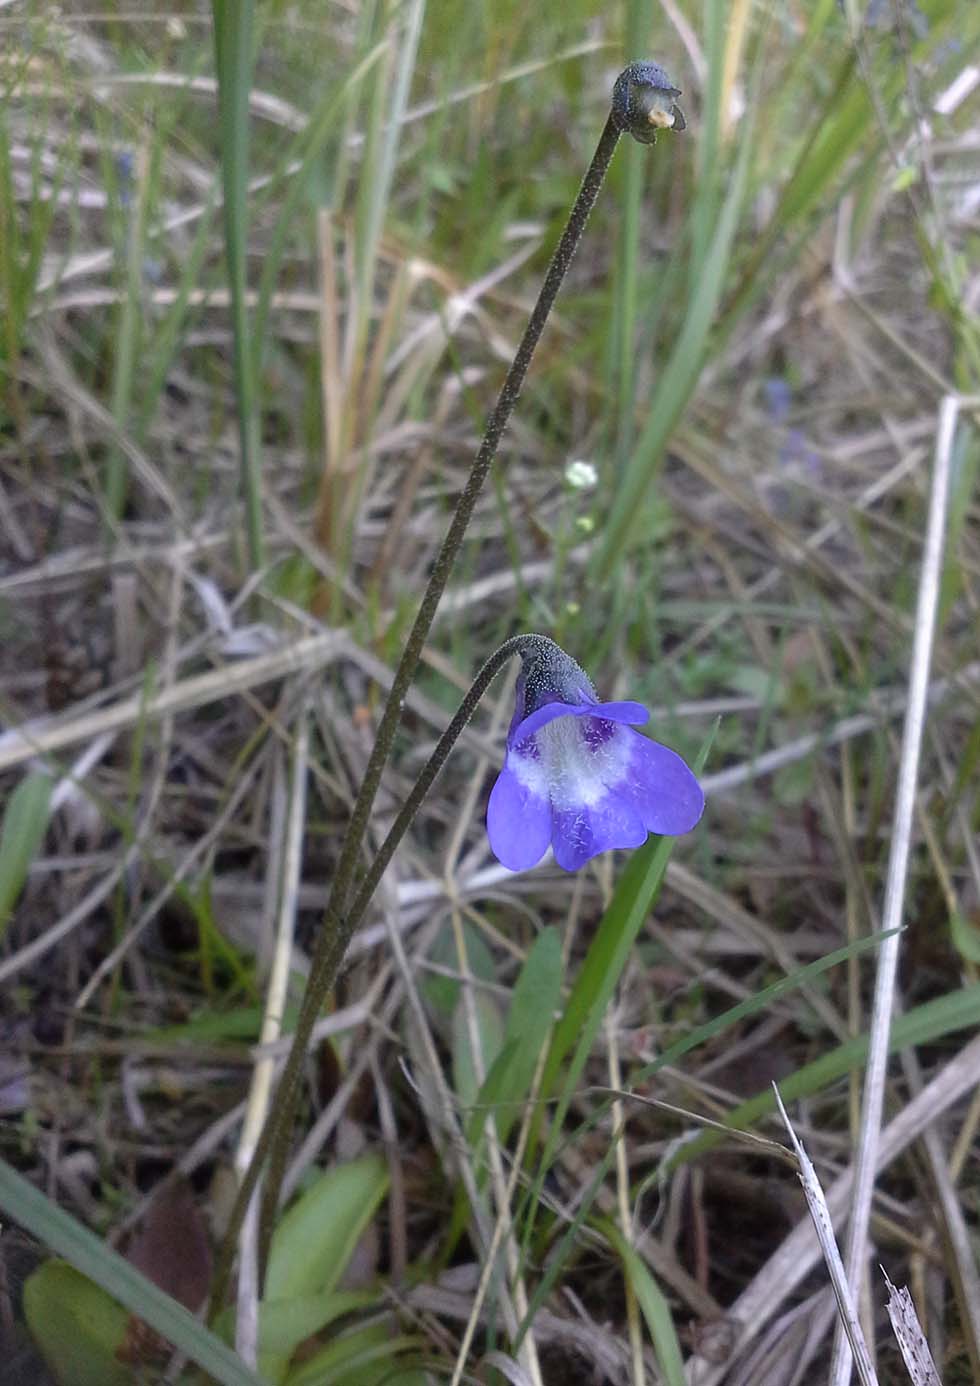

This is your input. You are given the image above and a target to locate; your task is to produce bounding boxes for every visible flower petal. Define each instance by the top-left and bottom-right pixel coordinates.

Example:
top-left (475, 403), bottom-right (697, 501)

top-left (486, 759), bottom-right (551, 871)
top-left (590, 700), bottom-right (650, 726)
top-left (551, 793), bottom-right (647, 871)
top-left (509, 698), bottom-right (648, 748)
top-left (616, 730), bottom-right (705, 835)
top-left (509, 701), bottom-right (593, 747)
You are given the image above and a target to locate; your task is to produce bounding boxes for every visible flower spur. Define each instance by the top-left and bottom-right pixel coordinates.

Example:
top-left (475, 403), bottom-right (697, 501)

top-left (487, 636), bottom-right (704, 872)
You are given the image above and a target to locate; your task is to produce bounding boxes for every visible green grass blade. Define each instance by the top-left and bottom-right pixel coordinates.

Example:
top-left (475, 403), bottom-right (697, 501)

top-left (134, 182), bottom-right (222, 439)
top-left (251, 40), bottom-right (389, 368)
top-left (608, 0), bottom-right (651, 472)
top-left (104, 136), bottom-right (152, 528)
top-left (545, 832), bottom-right (674, 1100)
top-left (514, 929), bottom-right (898, 1348)
top-left (352, 0), bottom-right (425, 342)
top-left (669, 981), bottom-right (980, 1170)
top-left (0, 1158), bottom-right (266, 1386)
top-left (595, 112), bottom-right (752, 577)
top-left (515, 1139), bottom-right (619, 1349)
top-left (0, 771), bottom-right (53, 937)
top-left (603, 1221), bottom-right (686, 1386)
top-left (212, 0), bottom-right (264, 574)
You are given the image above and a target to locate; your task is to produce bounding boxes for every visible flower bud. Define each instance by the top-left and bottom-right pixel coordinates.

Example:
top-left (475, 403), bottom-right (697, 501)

top-left (612, 62), bottom-right (686, 145)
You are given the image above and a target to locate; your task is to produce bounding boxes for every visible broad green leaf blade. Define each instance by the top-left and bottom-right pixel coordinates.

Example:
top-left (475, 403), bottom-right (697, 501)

top-left (284, 1324), bottom-right (422, 1386)
top-left (950, 911), bottom-right (980, 964)
top-left (421, 920), bottom-right (497, 1031)
top-left (264, 1154), bottom-right (389, 1302)
top-left (452, 990), bottom-right (505, 1111)
top-left (0, 1158), bottom-right (265, 1386)
top-left (212, 1288), bottom-right (375, 1384)
top-left (24, 1260), bottom-right (131, 1386)
top-left (469, 925), bottom-right (562, 1148)
top-left (252, 1290), bottom-right (374, 1357)
top-left (0, 771), bottom-right (53, 936)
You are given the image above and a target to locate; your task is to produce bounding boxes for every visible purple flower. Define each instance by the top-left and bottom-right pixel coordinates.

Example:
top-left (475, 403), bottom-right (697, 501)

top-left (487, 638), bottom-right (704, 873)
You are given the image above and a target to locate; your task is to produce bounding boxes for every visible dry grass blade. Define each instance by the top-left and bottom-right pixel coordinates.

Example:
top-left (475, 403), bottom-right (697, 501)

top-left (773, 1085), bottom-right (879, 1386)
top-left (883, 1272), bottom-right (943, 1386)
top-left (234, 706), bottom-right (309, 1366)
top-left (683, 1029), bottom-right (980, 1385)
top-left (0, 631), bottom-right (346, 774)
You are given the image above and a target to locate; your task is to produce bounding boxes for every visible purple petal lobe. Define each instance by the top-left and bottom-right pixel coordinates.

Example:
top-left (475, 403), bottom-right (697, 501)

top-left (589, 700), bottom-right (650, 727)
top-left (486, 760), bottom-right (551, 871)
top-left (509, 698), bottom-right (649, 748)
top-left (551, 794), bottom-right (647, 871)
top-left (617, 731), bottom-right (705, 835)
top-left (509, 701), bottom-right (595, 747)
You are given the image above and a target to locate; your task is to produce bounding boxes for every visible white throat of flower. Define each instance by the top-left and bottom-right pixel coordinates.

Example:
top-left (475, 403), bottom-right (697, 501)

top-left (512, 715), bottom-right (632, 812)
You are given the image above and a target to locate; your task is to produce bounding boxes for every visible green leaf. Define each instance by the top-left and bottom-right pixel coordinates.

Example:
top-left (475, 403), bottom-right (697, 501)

top-left (452, 990), bottom-right (505, 1111)
top-left (23, 1261), bottom-right (132, 1386)
top-left (212, 1289), bottom-right (376, 1383)
top-left (603, 1223), bottom-right (686, 1386)
top-left (421, 920), bottom-right (497, 1030)
top-left (950, 911), bottom-right (980, 965)
top-left (146, 1003), bottom-right (301, 1047)
top-left (265, 1155), bottom-right (389, 1303)
top-left (251, 1290), bottom-right (374, 1356)
top-left (0, 771), bottom-right (53, 936)
top-left (0, 1159), bottom-right (264, 1386)
top-left (596, 104), bottom-right (753, 574)
top-left (468, 927), bottom-right (562, 1148)
top-left (514, 728), bottom-right (717, 1344)
top-left (260, 1157), bottom-right (387, 1381)
top-left (284, 1323), bottom-right (422, 1386)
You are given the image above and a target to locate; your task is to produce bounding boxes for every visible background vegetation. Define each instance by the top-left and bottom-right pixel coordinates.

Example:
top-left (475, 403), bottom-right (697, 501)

top-left (0, 1), bottom-right (978, 1383)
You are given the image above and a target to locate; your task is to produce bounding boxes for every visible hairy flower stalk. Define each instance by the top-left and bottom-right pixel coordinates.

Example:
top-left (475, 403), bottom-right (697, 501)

top-left (211, 62), bottom-right (686, 1318)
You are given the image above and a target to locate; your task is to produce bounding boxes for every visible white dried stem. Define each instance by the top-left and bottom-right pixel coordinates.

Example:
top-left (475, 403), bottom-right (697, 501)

top-left (830, 396), bottom-right (961, 1386)
top-left (234, 707), bottom-right (310, 1366)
